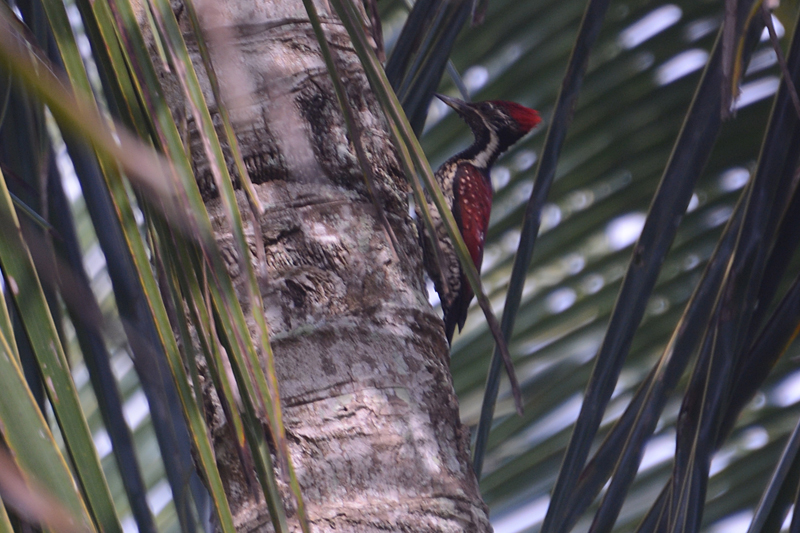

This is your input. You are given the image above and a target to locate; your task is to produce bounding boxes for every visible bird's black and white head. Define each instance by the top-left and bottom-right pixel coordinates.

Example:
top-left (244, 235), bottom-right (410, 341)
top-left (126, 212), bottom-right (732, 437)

top-left (436, 94), bottom-right (541, 170)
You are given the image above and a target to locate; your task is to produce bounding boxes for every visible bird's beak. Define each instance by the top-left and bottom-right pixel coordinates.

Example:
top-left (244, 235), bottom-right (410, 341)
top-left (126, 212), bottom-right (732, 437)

top-left (435, 93), bottom-right (471, 114)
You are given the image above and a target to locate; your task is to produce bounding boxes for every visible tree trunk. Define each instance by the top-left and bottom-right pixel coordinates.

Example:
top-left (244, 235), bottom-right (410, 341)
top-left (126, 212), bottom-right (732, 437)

top-left (159, 0), bottom-right (491, 530)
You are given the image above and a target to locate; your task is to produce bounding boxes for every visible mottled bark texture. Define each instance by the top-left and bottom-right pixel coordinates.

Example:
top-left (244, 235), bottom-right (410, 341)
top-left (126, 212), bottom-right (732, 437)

top-left (152, 0), bottom-right (491, 530)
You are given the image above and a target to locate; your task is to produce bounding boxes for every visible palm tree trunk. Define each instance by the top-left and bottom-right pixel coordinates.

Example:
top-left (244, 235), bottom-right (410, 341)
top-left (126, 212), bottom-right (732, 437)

top-left (154, 0), bottom-right (491, 530)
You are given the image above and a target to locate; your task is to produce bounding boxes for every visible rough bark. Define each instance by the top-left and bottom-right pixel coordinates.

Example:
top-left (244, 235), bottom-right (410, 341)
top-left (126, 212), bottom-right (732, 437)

top-left (156, 0), bottom-right (491, 530)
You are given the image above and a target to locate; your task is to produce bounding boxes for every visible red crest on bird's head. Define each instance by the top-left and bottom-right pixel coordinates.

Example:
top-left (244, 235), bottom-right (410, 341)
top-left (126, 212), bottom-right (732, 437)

top-left (489, 101), bottom-right (541, 133)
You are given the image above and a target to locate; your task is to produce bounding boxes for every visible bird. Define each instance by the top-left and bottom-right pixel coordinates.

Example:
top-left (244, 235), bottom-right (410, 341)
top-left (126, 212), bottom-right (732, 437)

top-left (421, 94), bottom-right (541, 345)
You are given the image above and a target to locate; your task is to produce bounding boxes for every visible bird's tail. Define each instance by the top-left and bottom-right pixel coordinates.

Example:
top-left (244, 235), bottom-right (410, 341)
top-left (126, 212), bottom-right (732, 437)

top-left (443, 276), bottom-right (473, 345)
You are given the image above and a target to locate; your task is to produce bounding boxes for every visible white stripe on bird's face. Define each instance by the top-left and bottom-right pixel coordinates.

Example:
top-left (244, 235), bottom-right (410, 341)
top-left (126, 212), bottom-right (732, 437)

top-left (470, 126), bottom-right (498, 169)
top-left (465, 104), bottom-right (502, 169)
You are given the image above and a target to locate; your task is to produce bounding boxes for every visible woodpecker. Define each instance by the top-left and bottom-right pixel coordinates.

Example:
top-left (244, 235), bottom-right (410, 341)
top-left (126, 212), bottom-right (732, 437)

top-left (421, 94), bottom-right (541, 344)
